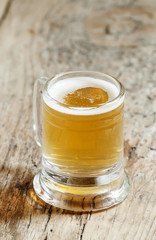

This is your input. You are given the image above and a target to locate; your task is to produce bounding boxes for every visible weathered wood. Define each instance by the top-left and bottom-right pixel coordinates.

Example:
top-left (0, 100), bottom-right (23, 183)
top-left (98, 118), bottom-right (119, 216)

top-left (0, 0), bottom-right (156, 239)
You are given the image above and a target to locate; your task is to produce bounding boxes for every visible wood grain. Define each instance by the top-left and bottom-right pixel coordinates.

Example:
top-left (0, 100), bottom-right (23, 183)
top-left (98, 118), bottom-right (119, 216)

top-left (0, 0), bottom-right (156, 239)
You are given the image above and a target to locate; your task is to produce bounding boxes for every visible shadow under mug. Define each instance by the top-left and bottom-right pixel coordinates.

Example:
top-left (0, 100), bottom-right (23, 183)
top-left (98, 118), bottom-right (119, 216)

top-left (33, 71), bottom-right (131, 211)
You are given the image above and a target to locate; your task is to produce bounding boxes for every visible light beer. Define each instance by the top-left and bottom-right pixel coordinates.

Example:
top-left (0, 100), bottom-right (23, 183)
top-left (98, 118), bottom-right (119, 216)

top-left (33, 72), bottom-right (130, 211)
top-left (42, 76), bottom-right (124, 174)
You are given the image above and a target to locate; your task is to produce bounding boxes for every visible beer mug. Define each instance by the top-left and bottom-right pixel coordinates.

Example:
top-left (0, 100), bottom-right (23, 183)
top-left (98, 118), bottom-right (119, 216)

top-left (33, 71), bottom-right (131, 211)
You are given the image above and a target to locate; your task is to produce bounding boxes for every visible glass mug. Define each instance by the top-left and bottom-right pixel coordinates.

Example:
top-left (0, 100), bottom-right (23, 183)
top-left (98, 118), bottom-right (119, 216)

top-left (33, 71), bottom-right (131, 211)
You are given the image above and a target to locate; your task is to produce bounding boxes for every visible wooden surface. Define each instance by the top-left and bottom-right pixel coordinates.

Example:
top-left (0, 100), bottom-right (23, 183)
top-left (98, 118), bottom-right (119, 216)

top-left (0, 0), bottom-right (156, 239)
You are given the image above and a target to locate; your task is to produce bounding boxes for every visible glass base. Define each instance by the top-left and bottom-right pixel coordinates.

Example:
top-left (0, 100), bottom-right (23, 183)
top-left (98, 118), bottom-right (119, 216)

top-left (33, 165), bottom-right (131, 211)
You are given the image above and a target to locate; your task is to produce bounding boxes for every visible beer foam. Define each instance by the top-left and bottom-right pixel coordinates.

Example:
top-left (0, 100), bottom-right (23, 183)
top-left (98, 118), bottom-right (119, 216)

top-left (43, 77), bottom-right (124, 115)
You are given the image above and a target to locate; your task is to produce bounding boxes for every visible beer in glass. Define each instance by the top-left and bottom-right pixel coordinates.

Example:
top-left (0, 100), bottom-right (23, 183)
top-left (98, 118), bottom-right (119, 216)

top-left (33, 71), bottom-right (131, 211)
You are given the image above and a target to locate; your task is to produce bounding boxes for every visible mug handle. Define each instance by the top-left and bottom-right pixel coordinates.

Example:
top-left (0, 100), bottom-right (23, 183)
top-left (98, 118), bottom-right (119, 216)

top-left (33, 76), bottom-right (48, 147)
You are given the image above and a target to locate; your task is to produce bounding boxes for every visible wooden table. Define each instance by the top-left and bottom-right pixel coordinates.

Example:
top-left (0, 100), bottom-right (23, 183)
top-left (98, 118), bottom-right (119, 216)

top-left (0, 0), bottom-right (156, 239)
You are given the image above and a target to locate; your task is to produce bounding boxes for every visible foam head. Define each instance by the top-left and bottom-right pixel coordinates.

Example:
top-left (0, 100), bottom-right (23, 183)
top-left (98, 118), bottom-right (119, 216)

top-left (43, 76), bottom-right (124, 115)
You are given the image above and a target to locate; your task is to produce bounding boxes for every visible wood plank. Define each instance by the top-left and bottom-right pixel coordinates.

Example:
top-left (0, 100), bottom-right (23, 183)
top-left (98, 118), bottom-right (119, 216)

top-left (0, 0), bottom-right (156, 239)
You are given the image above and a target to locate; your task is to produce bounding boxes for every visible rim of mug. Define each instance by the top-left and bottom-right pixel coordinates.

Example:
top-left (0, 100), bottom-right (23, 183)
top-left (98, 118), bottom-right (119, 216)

top-left (43, 71), bottom-right (125, 110)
